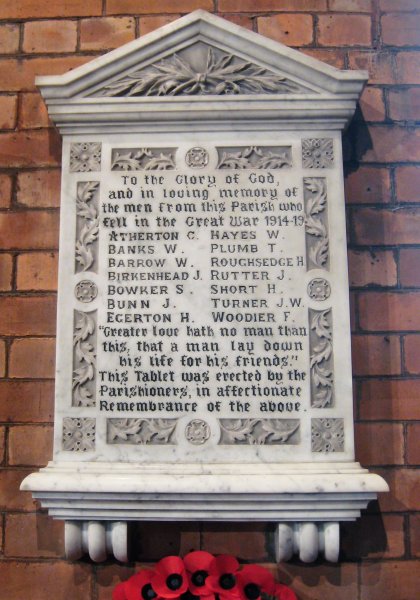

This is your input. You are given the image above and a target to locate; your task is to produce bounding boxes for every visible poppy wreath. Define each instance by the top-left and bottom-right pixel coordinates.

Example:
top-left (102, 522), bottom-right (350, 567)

top-left (112, 552), bottom-right (297, 600)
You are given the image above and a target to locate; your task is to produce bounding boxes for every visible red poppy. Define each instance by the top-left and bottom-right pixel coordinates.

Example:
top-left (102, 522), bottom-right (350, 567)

top-left (273, 584), bottom-right (297, 600)
top-left (206, 555), bottom-right (241, 598)
top-left (152, 556), bottom-right (189, 598)
top-left (124, 570), bottom-right (160, 600)
top-left (113, 582), bottom-right (128, 600)
top-left (237, 565), bottom-right (276, 600)
top-left (184, 551), bottom-right (215, 598)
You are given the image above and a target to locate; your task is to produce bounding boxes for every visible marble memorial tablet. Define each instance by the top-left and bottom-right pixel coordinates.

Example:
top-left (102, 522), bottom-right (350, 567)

top-left (22, 11), bottom-right (388, 564)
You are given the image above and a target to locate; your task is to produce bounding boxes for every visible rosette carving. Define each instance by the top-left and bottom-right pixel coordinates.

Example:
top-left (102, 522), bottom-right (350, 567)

top-left (309, 308), bottom-right (334, 408)
top-left (73, 310), bottom-right (96, 407)
top-left (218, 419), bottom-right (299, 445)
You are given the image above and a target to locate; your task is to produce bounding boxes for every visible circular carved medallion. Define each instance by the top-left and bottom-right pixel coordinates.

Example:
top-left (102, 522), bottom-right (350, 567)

top-left (185, 147), bottom-right (209, 168)
top-left (75, 280), bottom-right (98, 303)
top-left (307, 278), bottom-right (331, 301)
top-left (185, 419), bottom-right (211, 445)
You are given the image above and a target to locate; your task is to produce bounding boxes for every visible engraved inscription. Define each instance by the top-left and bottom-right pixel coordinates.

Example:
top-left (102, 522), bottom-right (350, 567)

top-left (73, 310), bottom-right (96, 407)
top-left (107, 418), bottom-right (177, 444)
top-left (309, 308), bottom-right (334, 408)
top-left (111, 148), bottom-right (176, 171)
top-left (218, 419), bottom-right (300, 445)
top-left (63, 417), bottom-right (96, 452)
top-left (70, 142), bottom-right (101, 172)
top-left (75, 181), bottom-right (99, 273)
top-left (302, 138), bottom-right (333, 169)
top-left (311, 418), bottom-right (344, 452)
top-left (217, 146), bottom-right (291, 169)
top-left (304, 177), bottom-right (329, 271)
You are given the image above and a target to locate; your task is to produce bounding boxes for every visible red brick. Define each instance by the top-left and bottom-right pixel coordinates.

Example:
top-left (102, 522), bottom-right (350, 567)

top-left (0, 173), bottom-right (13, 208)
top-left (355, 423), bottom-right (404, 465)
top-left (0, 425), bottom-right (5, 463)
top-left (0, 254), bottom-right (13, 291)
top-left (301, 48), bottom-right (346, 68)
top-left (16, 251), bottom-right (58, 291)
top-left (202, 524), bottom-right (268, 560)
top-left (329, 0), bottom-right (372, 10)
top-left (106, 0), bottom-right (214, 15)
top-left (0, 562), bottom-right (92, 600)
top-left (355, 125), bottom-right (420, 162)
top-left (389, 88), bottom-right (420, 121)
top-left (400, 249), bottom-right (420, 287)
top-left (218, 0), bottom-right (326, 10)
top-left (396, 52), bottom-right (420, 84)
top-left (219, 14), bottom-right (254, 31)
top-left (5, 513), bottom-right (64, 558)
top-left (9, 338), bottom-right (55, 378)
top-left (17, 169), bottom-right (61, 208)
top-left (96, 565), bottom-right (136, 600)
top-left (0, 56), bottom-right (92, 92)
top-left (359, 87), bottom-right (386, 121)
top-left (377, 468), bottom-right (420, 511)
top-left (23, 20), bottom-right (77, 54)
top-left (0, 296), bottom-right (56, 336)
top-left (410, 514), bottom-right (420, 557)
top-left (348, 250), bottom-right (397, 287)
top-left (380, 0), bottom-right (420, 9)
top-left (0, 95), bottom-right (18, 129)
top-left (0, 0), bottom-right (102, 18)
top-left (0, 340), bottom-right (5, 378)
top-left (135, 522), bottom-right (201, 561)
top-left (278, 563), bottom-right (358, 600)
top-left (352, 334), bottom-right (401, 376)
top-left (407, 423), bottom-right (420, 464)
top-left (361, 561), bottom-right (420, 599)
top-left (0, 24), bottom-right (20, 54)
top-left (0, 130), bottom-right (61, 167)
top-left (404, 335), bottom-right (420, 374)
top-left (359, 379), bottom-right (420, 420)
top-left (382, 14), bottom-right (420, 46)
top-left (0, 469), bottom-right (37, 511)
top-left (359, 292), bottom-right (420, 331)
top-left (348, 51), bottom-right (395, 84)
top-left (0, 381), bottom-right (54, 422)
top-left (80, 17), bottom-right (135, 51)
top-left (341, 514), bottom-right (405, 559)
top-left (257, 14), bottom-right (313, 47)
top-left (318, 15), bottom-right (371, 46)
top-left (353, 208), bottom-right (420, 245)
top-left (8, 425), bottom-right (53, 466)
top-left (19, 93), bottom-right (50, 129)
top-left (0, 212), bottom-right (59, 250)
top-left (139, 15), bottom-right (182, 36)
top-left (395, 166), bottom-right (420, 203)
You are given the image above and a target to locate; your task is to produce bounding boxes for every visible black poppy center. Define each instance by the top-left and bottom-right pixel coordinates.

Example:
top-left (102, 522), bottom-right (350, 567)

top-left (219, 574), bottom-right (236, 590)
top-left (142, 584), bottom-right (157, 600)
top-left (191, 570), bottom-right (208, 587)
top-left (181, 592), bottom-right (200, 600)
top-left (167, 574), bottom-right (183, 591)
top-left (244, 583), bottom-right (261, 600)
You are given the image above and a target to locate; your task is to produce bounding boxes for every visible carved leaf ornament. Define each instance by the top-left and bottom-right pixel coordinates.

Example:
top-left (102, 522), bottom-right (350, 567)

top-left (310, 309), bottom-right (334, 408)
top-left (217, 146), bottom-right (292, 169)
top-left (75, 182), bottom-right (99, 272)
top-left (108, 418), bottom-right (177, 444)
top-left (99, 49), bottom-right (301, 97)
top-left (219, 418), bottom-right (299, 445)
top-left (73, 311), bottom-right (96, 407)
top-left (304, 178), bottom-right (329, 269)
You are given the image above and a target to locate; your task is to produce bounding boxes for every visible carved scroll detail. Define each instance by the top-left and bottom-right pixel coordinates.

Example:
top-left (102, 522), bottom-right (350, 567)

top-left (98, 48), bottom-right (303, 97)
top-left (107, 418), bottom-right (177, 444)
top-left (217, 146), bottom-right (292, 169)
top-left (311, 418), bottom-right (344, 452)
top-left (73, 310), bottom-right (96, 407)
top-left (63, 417), bottom-right (96, 452)
top-left (111, 148), bottom-right (176, 171)
top-left (304, 177), bottom-right (329, 271)
top-left (218, 419), bottom-right (300, 445)
top-left (75, 181), bottom-right (99, 273)
top-left (309, 308), bottom-right (334, 408)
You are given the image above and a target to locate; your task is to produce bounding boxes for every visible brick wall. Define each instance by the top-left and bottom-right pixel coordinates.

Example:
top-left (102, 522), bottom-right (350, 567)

top-left (0, 1), bottom-right (419, 598)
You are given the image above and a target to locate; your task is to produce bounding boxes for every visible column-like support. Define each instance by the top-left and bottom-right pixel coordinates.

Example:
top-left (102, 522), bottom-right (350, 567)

top-left (65, 521), bottom-right (128, 562)
top-left (275, 522), bottom-right (340, 563)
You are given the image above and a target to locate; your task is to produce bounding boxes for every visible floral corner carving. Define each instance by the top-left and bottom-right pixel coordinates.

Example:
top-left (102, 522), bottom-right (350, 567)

top-left (302, 138), bottom-right (333, 169)
top-left (63, 417), bottom-right (96, 452)
top-left (311, 418), bottom-right (344, 453)
top-left (70, 143), bottom-right (102, 172)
